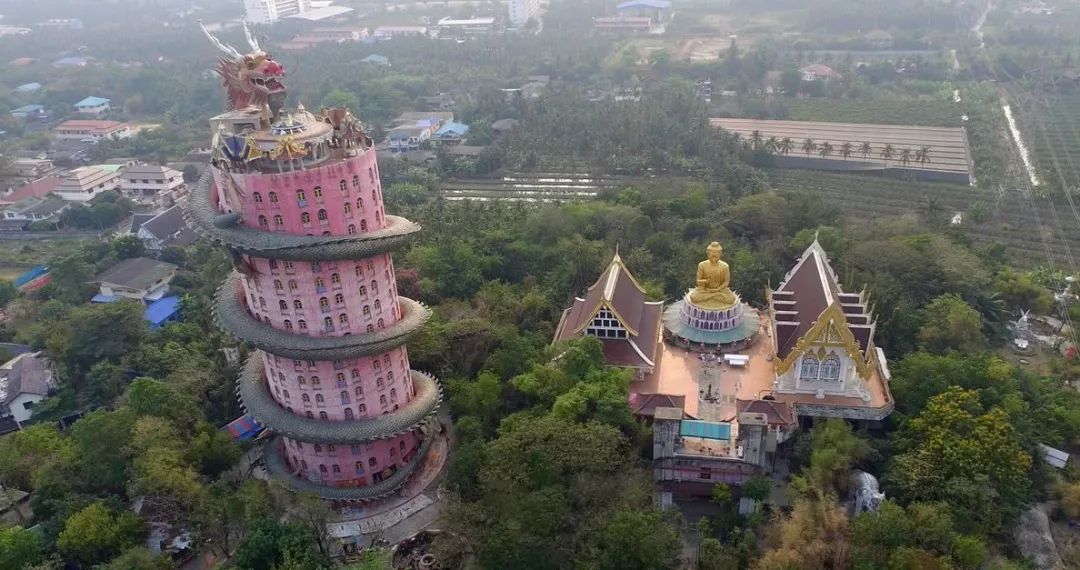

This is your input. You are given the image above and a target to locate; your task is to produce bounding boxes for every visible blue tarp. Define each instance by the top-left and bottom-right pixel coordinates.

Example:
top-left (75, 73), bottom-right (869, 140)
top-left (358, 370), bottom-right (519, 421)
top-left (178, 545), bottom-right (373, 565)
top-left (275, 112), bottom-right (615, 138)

top-left (225, 415), bottom-right (265, 441)
top-left (14, 265), bottom-right (48, 287)
top-left (144, 295), bottom-right (181, 327)
top-left (680, 420), bottom-right (731, 440)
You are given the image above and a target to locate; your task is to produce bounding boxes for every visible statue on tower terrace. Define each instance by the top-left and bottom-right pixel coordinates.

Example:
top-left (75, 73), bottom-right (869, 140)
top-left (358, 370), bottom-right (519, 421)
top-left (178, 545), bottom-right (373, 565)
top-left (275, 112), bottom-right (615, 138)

top-left (200, 20), bottom-right (287, 120)
top-left (689, 241), bottom-right (738, 310)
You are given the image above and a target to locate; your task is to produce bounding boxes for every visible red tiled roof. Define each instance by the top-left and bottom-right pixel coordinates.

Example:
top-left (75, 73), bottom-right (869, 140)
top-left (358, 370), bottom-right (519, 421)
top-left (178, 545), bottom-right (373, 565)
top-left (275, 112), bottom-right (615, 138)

top-left (771, 240), bottom-right (874, 359)
top-left (735, 398), bottom-right (797, 427)
top-left (553, 253), bottom-right (662, 368)
top-left (54, 120), bottom-right (127, 132)
top-left (1, 176), bottom-right (62, 204)
top-left (631, 393), bottom-right (687, 418)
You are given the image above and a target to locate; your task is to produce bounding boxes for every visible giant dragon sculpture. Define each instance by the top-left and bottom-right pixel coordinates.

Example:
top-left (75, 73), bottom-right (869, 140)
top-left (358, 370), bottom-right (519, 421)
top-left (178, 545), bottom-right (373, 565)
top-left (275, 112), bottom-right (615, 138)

top-left (200, 20), bottom-right (287, 119)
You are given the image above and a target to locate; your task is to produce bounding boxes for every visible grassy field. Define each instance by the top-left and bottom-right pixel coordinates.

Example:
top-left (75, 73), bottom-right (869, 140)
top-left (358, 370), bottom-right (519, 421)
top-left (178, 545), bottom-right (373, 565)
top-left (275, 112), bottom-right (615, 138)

top-left (786, 99), bottom-right (963, 127)
top-left (0, 237), bottom-right (96, 276)
top-left (764, 169), bottom-right (1078, 267)
top-left (1015, 94), bottom-right (1080, 191)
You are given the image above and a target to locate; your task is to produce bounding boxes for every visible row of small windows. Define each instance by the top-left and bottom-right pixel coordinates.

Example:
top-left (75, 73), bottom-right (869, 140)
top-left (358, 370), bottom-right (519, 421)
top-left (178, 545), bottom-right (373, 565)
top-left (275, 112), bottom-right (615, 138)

top-left (270, 277), bottom-right (380, 294)
top-left (251, 169), bottom-right (379, 205)
top-left (280, 353), bottom-right (398, 372)
top-left (268, 259), bottom-right (378, 276)
top-left (257, 213), bottom-right (377, 233)
top-left (278, 387), bottom-right (399, 406)
top-left (293, 439), bottom-right (405, 456)
top-left (799, 354), bottom-right (842, 381)
top-left (274, 369), bottom-right (397, 390)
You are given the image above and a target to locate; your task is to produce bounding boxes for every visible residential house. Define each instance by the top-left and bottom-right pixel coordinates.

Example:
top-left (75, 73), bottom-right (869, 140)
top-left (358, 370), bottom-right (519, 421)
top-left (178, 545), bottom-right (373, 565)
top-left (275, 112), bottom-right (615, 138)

top-left (121, 163), bottom-right (186, 205)
top-left (393, 111), bottom-right (454, 127)
top-left (74, 96), bottom-right (110, 115)
top-left (0, 176), bottom-right (63, 207)
top-left (799, 64), bottom-right (842, 81)
top-left (435, 17), bottom-right (496, 36)
top-left (90, 257), bottom-right (178, 302)
top-left (361, 54), bottom-right (391, 66)
top-left (9, 105), bottom-right (46, 120)
top-left (1, 198), bottom-right (67, 225)
top-left (387, 124), bottom-right (432, 153)
top-left (592, 17), bottom-right (655, 34)
top-left (0, 352), bottom-right (57, 424)
top-left (372, 26), bottom-right (428, 39)
top-left (12, 157), bottom-right (54, 177)
top-left (134, 205), bottom-right (199, 251)
top-left (432, 121), bottom-right (470, 145)
top-left (615, 0), bottom-right (672, 21)
top-left (53, 120), bottom-right (131, 141)
top-left (14, 82), bottom-right (41, 94)
top-left (55, 165), bottom-right (121, 202)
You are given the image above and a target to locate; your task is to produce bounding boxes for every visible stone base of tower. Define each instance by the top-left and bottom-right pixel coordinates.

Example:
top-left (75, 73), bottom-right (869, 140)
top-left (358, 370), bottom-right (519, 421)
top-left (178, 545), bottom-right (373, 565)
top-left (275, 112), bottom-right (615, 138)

top-left (662, 299), bottom-right (760, 353)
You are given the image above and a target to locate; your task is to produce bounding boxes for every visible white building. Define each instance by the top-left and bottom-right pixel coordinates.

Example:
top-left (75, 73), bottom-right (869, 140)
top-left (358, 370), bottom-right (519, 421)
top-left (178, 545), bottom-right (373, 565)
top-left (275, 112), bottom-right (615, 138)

top-left (244, 0), bottom-right (312, 24)
top-left (0, 352), bottom-right (56, 424)
top-left (509, 0), bottom-right (541, 27)
top-left (55, 166), bottom-right (121, 202)
top-left (121, 163), bottom-right (186, 205)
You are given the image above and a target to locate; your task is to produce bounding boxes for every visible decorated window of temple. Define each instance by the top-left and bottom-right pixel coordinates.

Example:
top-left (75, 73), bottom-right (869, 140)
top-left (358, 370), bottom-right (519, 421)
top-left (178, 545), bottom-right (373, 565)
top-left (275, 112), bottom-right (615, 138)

top-left (273, 280), bottom-right (283, 291)
top-left (278, 300), bottom-right (287, 311)
top-left (315, 393), bottom-right (325, 407)
top-left (301, 212), bottom-right (311, 225)
top-left (313, 186), bottom-right (323, 200)
top-left (331, 273), bottom-right (341, 286)
top-left (336, 373), bottom-right (346, 387)
top-left (324, 316), bottom-right (334, 331)
top-left (293, 299), bottom-right (303, 310)
top-left (320, 411), bottom-right (328, 420)
top-left (821, 355), bottom-right (841, 381)
top-left (351, 368), bottom-right (360, 379)
top-left (359, 403), bottom-right (367, 413)
top-left (273, 215), bottom-right (283, 226)
top-left (379, 395), bottom-right (387, 406)
top-left (298, 376), bottom-right (306, 386)
top-left (312, 376), bottom-right (321, 388)
top-left (284, 319), bottom-right (293, 330)
top-left (356, 197), bottom-right (364, 211)
top-left (334, 293), bottom-right (344, 305)
top-left (319, 297), bottom-right (329, 310)
top-left (371, 280), bottom-right (378, 294)
top-left (340, 391), bottom-right (350, 405)
top-left (293, 360), bottom-right (303, 370)
top-left (339, 313), bottom-right (349, 325)
top-left (367, 261), bottom-right (375, 272)
top-left (352, 175), bottom-right (360, 187)
top-left (314, 277), bottom-right (325, 292)
top-left (376, 377), bottom-right (384, 389)
top-left (378, 318), bottom-right (385, 329)
top-left (339, 180), bottom-right (347, 192)
top-left (269, 259), bottom-right (279, 271)
top-left (348, 224), bottom-right (357, 235)
top-left (298, 320), bottom-right (307, 331)
top-left (363, 305), bottom-right (371, 317)
top-left (360, 219), bottom-right (368, 232)
top-left (383, 354), bottom-right (391, 367)
top-left (302, 393), bottom-right (311, 405)
top-left (390, 389), bottom-right (397, 403)
top-left (253, 192), bottom-right (263, 203)
top-left (269, 191), bottom-right (278, 203)
top-left (387, 371), bottom-right (394, 384)
top-left (344, 202), bottom-right (352, 214)
top-left (800, 355), bottom-right (820, 381)
top-left (374, 300), bottom-right (382, 313)
top-left (296, 190), bottom-right (306, 205)
top-left (288, 280), bottom-right (298, 290)
top-left (372, 359), bottom-right (380, 372)
top-left (317, 209), bottom-right (328, 223)
top-left (311, 261), bottom-right (321, 272)
top-left (359, 286), bottom-right (367, 298)
top-left (354, 385), bottom-right (363, 398)
top-left (258, 215), bottom-right (268, 227)
top-left (283, 261), bottom-right (294, 273)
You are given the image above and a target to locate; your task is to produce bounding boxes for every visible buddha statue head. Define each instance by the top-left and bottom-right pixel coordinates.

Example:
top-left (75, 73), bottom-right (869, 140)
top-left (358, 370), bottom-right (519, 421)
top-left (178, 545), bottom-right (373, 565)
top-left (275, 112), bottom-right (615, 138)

top-left (707, 241), bottom-right (723, 262)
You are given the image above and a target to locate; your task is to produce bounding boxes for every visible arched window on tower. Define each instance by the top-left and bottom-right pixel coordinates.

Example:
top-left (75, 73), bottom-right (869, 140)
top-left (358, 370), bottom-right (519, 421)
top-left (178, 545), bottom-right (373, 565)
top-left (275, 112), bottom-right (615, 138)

top-left (339, 313), bottom-right (349, 325)
top-left (371, 280), bottom-right (378, 294)
top-left (800, 355), bottom-right (820, 381)
top-left (377, 318), bottom-right (385, 329)
top-left (269, 191), bottom-right (278, 203)
top-left (319, 297), bottom-right (329, 310)
top-left (390, 388), bottom-right (397, 403)
top-left (284, 320), bottom-right (293, 330)
top-left (362, 305), bottom-right (370, 317)
top-left (374, 300), bottom-right (381, 313)
top-left (339, 180), bottom-right (347, 192)
top-left (344, 408), bottom-right (354, 419)
top-left (324, 316), bottom-right (334, 331)
top-left (367, 325), bottom-right (374, 333)
top-left (253, 192), bottom-right (263, 203)
top-left (359, 286), bottom-right (367, 298)
top-left (302, 393), bottom-right (311, 405)
top-left (356, 197), bottom-right (364, 211)
top-left (278, 300), bottom-right (287, 311)
top-left (296, 190), bottom-right (306, 203)
top-left (313, 186), bottom-right (323, 199)
top-left (344, 202), bottom-right (352, 214)
top-left (375, 211), bottom-right (381, 223)
top-left (379, 394), bottom-right (387, 406)
top-left (334, 293), bottom-right (344, 304)
top-left (274, 214), bottom-right (284, 227)
top-left (257, 215), bottom-right (268, 227)
top-left (368, 167), bottom-right (375, 184)
top-left (347, 224), bottom-right (356, 235)
top-left (319, 411), bottom-right (328, 420)
top-left (317, 209), bottom-right (328, 221)
top-left (340, 391), bottom-right (350, 405)
top-left (315, 393), bottom-right (325, 407)
top-left (360, 219), bottom-right (367, 232)
top-left (331, 273), bottom-right (341, 286)
top-left (298, 319), bottom-right (307, 331)
top-left (371, 188), bottom-right (377, 201)
top-left (821, 355), bottom-right (841, 381)
top-left (258, 297), bottom-right (266, 309)
top-left (273, 280), bottom-right (283, 291)
top-left (288, 280), bottom-right (298, 291)
top-left (301, 212), bottom-right (311, 225)
top-left (293, 299), bottom-right (303, 310)
top-left (352, 175), bottom-right (360, 187)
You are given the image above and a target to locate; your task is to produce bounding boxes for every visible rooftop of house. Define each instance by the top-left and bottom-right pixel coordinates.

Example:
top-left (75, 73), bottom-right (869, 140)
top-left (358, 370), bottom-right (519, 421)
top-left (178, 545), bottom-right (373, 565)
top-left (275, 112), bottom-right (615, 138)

top-left (58, 165), bottom-right (118, 188)
top-left (124, 163), bottom-right (182, 178)
top-left (10, 104), bottom-right (44, 114)
top-left (0, 352), bottom-right (55, 406)
top-left (616, 0), bottom-right (672, 9)
top-left (75, 96), bottom-right (109, 107)
top-left (553, 252), bottom-right (663, 369)
top-left (15, 82), bottom-right (41, 92)
top-left (1, 176), bottom-right (63, 205)
top-left (435, 121), bottom-right (470, 137)
top-left (394, 111), bottom-right (454, 125)
top-left (140, 205), bottom-right (198, 247)
top-left (799, 63), bottom-right (841, 77)
top-left (388, 125), bottom-right (429, 138)
top-left (630, 392), bottom-right (689, 418)
top-left (54, 119), bottom-right (127, 132)
top-left (18, 198), bottom-right (66, 217)
top-left (90, 257), bottom-right (177, 290)
top-left (52, 56), bottom-right (87, 66)
top-left (130, 212), bottom-right (156, 234)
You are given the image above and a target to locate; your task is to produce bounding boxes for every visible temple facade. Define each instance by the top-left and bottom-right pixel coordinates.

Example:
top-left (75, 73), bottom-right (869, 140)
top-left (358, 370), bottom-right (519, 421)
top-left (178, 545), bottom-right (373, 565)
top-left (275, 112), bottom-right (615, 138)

top-left (554, 239), bottom-right (892, 493)
top-left (188, 25), bottom-right (441, 501)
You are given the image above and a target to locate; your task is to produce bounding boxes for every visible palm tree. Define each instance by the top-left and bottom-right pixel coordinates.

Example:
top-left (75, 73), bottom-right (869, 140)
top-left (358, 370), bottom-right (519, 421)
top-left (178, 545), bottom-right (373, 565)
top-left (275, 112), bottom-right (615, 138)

top-left (840, 142), bottom-right (853, 159)
top-left (765, 136), bottom-right (779, 154)
top-left (801, 138), bottom-right (817, 156)
top-left (915, 145), bottom-right (932, 165)
top-left (880, 144), bottom-right (895, 164)
top-left (778, 137), bottom-right (794, 155)
top-left (819, 141), bottom-right (834, 158)
top-left (859, 142), bottom-right (873, 160)
top-left (899, 147), bottom-right (912, 166)
top-left (750, 130), bottom-right (764, 151)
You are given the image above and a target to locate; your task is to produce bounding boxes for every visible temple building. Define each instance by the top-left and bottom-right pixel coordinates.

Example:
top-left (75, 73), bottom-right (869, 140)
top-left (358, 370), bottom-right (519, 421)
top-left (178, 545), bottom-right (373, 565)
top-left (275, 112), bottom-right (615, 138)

top-left (554, 239), bottom-right (893, 494)
top-left (553, 252), bottom-right (663, 381)
top-left (187, 24), bottom-right (442, 502)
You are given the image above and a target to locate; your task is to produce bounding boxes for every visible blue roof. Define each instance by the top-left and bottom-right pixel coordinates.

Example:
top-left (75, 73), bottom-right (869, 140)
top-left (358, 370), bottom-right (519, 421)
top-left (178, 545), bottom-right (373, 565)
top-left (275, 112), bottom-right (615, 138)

top-left (75, 96), bottom-right (109, 107)
top-left (617, 0), bottom-right (672, 9)
top-left (53, 56), bottom-right (87, 66)
top-left (680, 420), bottom-right (731, 440)
top-left (14, 266), bottom-right (48, 287)
top-left (436, 121), bottom-right (470, 137)
top-left (144, 295), bottom-right (181, 326)
top-left (15, 82), bottom-right (41, 92)
top-left (91, 293), bottom-right (121, 303)
top-left (11, 104), bottom-right (44, 114)
top-left (225, 415), bottom-right (265, 441)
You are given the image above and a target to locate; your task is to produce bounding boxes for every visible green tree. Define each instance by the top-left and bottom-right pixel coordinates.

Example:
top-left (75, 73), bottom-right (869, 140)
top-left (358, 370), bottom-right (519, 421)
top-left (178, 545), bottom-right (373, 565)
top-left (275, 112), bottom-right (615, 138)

top-left (98, 547), bottom-right (171, 569)
top-left (742, 475), bottom-right (772, 503)
top-left (57, 502), bottom-right (144, 566)
top-left (595, 508), bottom-right (680, 570)
top-left (916, 294), bottom-right (986, 353)
top-left (0, 526), bottom-right (44, 570)
top-left (111, 235), bottom-right (145, 260)
top-left (711, 483), bottom-right (733, 506)
top-left (0, 424), bottom-right (74, 491)
top-left (793, 418), bottom-right (871, 498)
top-left (69, 409), bottom-right (136, 493)
top-left (319, 88), bottom-right (360, 114)
top-left (48, 301), bottom-right (146, 394)
top-left (993, 268), bottom-right (1054, 314)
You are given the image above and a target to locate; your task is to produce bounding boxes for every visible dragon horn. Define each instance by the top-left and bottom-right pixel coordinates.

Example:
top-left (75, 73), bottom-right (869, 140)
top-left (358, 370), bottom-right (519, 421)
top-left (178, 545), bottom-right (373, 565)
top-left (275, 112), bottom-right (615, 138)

top-left (199, 19), bottom-right (242, 60)
top-left (242, 19), bottom-right (261, 52)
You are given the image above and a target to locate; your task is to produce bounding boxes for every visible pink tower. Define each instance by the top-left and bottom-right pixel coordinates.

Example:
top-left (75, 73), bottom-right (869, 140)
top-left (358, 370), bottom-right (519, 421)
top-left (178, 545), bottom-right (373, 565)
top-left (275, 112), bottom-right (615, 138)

top-left (188, 24), bottom-right (441, 501)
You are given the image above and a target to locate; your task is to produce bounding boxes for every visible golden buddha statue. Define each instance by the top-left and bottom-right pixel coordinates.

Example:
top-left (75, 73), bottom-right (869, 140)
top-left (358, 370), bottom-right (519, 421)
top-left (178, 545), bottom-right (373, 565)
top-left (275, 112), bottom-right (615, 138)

top-left (688, 242), bottom-right (738, 310)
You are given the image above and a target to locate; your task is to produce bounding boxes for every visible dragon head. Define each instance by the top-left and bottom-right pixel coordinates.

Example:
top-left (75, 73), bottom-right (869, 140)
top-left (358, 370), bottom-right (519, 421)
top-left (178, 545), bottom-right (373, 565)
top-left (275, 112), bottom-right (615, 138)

top-left (201, 20), bottom-right (287, 119)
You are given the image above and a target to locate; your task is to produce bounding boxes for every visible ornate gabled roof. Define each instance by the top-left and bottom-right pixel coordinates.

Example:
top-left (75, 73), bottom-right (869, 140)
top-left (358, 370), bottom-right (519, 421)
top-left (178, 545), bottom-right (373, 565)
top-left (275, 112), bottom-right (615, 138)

top-left (553, 252), bottom-right (662, 369)
top-left (770, 239), bottom-right (877, 374)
